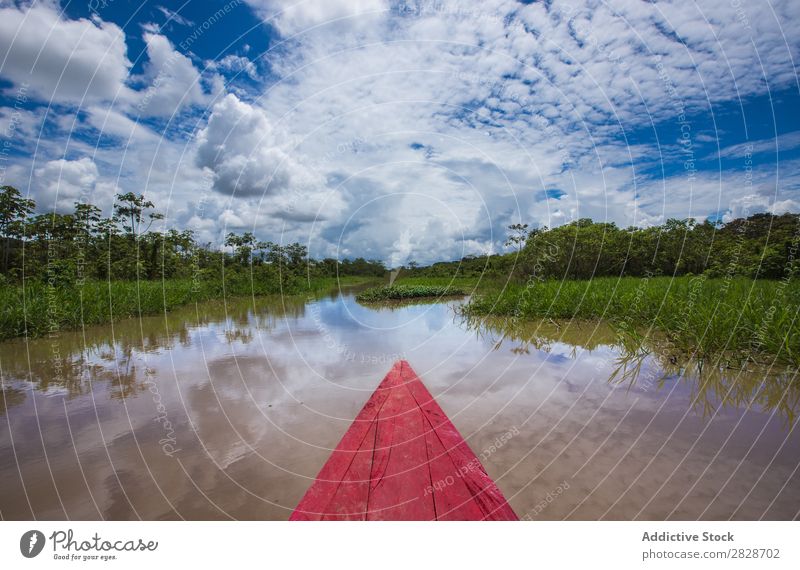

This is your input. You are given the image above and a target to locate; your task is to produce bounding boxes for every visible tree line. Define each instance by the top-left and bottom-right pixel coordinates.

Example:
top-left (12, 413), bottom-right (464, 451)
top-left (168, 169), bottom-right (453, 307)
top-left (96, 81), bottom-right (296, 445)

top-left (403, 214), bottom-right (800, 281)
top-left (4, 183), bottom-right (797, 286)
top-left (0, 185), bottom-right (386, 285)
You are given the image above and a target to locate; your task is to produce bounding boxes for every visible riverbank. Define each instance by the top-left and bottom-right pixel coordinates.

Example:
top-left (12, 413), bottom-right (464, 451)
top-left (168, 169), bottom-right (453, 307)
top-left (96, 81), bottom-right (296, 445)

top-left (462, 276), bottom-right (800, 366)
top-left (0, 275), bottom-right (374, 341)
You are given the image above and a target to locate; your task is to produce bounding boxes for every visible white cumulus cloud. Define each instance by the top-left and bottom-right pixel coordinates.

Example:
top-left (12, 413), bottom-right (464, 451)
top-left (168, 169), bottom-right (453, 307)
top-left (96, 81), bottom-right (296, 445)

top-left (0, 3), bottom-right (133, 103)
top-left (195, 93), bottom-right (325, 200)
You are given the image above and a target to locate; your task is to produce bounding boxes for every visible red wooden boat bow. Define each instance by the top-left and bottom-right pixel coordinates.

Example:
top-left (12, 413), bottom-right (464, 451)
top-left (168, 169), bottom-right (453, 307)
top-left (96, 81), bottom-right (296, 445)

top-left (290, 360), bottom-right (518, 521)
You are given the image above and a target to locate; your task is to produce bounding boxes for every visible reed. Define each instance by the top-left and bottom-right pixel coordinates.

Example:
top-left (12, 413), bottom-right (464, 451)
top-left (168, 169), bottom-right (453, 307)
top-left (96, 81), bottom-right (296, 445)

top-left (463, 276), bottom-right (800, 366)
top-left (0, 275), bottom-right (368, 341)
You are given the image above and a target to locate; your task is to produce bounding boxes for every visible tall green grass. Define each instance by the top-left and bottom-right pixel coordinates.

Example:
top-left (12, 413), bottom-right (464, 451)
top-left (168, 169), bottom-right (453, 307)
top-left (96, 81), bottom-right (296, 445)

top-left (463, 276), bottom-right (800, 366)
top-left (0, 275), bottom-right (370, 341)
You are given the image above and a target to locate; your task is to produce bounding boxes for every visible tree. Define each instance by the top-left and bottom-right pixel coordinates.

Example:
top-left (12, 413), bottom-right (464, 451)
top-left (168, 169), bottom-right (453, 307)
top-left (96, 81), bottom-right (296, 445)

top-left (0, 185), bottom-right (35, 273)
top-left (73, 202), bottom-right (102, 276)
top-left (0, 182), bottom-right (798, 288)
top-left (114, 192), bottom-right (163, 238)
top-left (225, 232), bottom-right (258, 265)
top-left (284, 243), bottom-right (308, 270)
top-left (74, 202), bottom-right (101, 240)
top-left (24, 212), bottom-right (79, 285)
top-left (505, 223), bottom-right (530, 251)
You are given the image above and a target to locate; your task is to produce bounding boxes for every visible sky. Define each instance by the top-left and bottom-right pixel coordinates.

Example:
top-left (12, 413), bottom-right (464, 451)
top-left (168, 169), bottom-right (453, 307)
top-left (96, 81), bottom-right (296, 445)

top-left (0, 0), bottom-right (798, 265)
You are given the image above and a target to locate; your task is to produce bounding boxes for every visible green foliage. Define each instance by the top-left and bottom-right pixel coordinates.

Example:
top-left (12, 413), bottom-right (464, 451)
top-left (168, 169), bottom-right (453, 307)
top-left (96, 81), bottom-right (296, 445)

top-left (0, 185), bottom-right (35, 273)
top-left (356, 284), bottom-right (465, 302)
top-left (392, 276), bottom-right (480, 288)
top-left (464, 276), bottom-right (800, 366)
top-left (504, 222), bottom-right (529, 250)
top-left (4, 179), bottom-right (800, 361)
top-left (400, 254), bottom-right (518, 280)
top-left (404, 214), bottom-right (800, 281)
top-left (0, 186), bottom-right (386, 286)
top-left (0, 274), bottom-right (370, 341)
top-left (0, 185), bottom-right (387, 339)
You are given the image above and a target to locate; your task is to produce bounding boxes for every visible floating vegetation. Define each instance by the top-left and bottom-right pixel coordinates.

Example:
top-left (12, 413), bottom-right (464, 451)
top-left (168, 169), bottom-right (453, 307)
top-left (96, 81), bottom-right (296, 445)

top-left (355, 284), bottom-right (466, 303)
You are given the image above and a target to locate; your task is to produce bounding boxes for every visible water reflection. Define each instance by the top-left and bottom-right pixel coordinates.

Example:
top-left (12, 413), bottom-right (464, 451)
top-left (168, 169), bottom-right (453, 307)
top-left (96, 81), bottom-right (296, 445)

top-left (0, 296), bottom-right (309, 401)
top-left (465, 314), bottom-right (800, 426)
top-left (1, 289), bottom-right (798, 520)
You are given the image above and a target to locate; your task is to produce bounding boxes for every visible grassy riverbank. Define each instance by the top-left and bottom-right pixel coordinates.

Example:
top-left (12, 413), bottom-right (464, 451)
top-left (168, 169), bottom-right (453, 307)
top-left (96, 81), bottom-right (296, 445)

top-left (463, 276), bottom-right (800, 366)
top-left (0, 275), bottom-right (372, 341)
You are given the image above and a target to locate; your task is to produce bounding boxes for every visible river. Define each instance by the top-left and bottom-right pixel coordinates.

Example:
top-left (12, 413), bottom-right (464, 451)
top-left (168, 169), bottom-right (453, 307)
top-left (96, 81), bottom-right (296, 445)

top-left (1, 286), bottom-right (798, 520)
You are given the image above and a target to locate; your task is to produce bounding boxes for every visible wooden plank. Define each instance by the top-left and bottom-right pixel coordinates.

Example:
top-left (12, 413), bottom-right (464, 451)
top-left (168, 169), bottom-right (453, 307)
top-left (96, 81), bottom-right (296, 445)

top-left (365, 381), bottom-right (435, 520)
top-left (401, 362), bottom-right (519, 521)
top-left (319, 419), bottom-right (377, 520)
top-left (422, 415), bottom-right (487, 520)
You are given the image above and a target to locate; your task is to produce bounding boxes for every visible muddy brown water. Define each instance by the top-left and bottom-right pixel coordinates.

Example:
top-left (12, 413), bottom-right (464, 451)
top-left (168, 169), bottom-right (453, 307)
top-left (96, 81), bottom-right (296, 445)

top-left (1, 287), bottom-right (798, 520)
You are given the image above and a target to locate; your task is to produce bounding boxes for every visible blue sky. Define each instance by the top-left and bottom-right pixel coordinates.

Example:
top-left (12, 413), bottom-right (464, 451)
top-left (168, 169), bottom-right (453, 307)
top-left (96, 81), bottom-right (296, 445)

top-left (1, 0), bottom-right (799, 264)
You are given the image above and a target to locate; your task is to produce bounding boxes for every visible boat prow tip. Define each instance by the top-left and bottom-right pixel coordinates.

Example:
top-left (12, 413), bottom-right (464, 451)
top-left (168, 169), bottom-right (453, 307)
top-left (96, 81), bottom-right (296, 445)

top-left (291, 360), bottom-right (518, 521)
